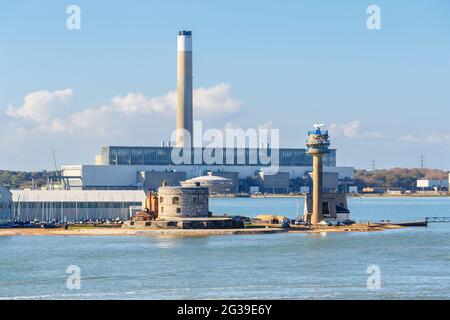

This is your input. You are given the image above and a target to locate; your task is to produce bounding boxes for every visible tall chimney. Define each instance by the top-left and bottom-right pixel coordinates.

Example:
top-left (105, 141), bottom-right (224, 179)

top-left (176, 30), bottom-right (193, 148)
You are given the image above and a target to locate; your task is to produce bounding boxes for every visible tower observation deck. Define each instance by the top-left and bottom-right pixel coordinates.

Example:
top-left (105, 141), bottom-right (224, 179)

top-left (306, 126), bottom-right (330, 155)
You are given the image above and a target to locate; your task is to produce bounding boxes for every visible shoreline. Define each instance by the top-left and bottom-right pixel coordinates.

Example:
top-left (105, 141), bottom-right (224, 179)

top-left (0, 223), bottom-right (405, 237)
top-left (211, 194), bottom-right (450, 199)
top-left (351, 194), bottom-right (450, 198)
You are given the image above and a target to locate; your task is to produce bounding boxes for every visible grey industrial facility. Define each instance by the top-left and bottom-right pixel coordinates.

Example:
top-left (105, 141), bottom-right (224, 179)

top-left (11, 190), bottom-right (145, 222)
top-left (58, 30), bottom-right (353, 194)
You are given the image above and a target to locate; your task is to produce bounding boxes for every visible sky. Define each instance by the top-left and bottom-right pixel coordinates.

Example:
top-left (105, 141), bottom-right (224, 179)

top-left (1, 0), bottom-right (450, 171)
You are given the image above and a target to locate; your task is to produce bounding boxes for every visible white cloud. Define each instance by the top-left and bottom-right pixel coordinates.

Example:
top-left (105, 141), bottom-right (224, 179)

top-left (329, 120), bottom-right (384, 139)
top-left (6, 89), bottom-right (73, 123)
top-left (4, 84), bottom-right (242, 136)
top-left (400, 133), bottom-right (450, 144)
top-left (109, 83), bottom-right (241, 116)
top-left (194, 83), bottom-right (241, 114)
top-left (111, 92), bottom-right (175, 114)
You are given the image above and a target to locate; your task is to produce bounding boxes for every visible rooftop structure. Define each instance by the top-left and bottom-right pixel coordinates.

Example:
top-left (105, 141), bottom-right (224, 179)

top-left (181, 173), bottom-right (233, 194)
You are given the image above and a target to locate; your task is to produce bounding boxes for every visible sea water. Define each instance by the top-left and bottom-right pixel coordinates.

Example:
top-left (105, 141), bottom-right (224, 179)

top-left (0, 197), bottom-right (449, 299)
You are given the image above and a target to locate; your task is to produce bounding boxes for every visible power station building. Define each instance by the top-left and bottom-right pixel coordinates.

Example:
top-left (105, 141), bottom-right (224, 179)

top-left (59, 30), bottom-right (354, 194)
top-left (61, 146), bottom-right (352, 193)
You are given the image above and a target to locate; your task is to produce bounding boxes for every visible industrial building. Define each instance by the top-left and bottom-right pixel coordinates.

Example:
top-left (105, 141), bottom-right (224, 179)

top-left (61, 145), bottom-right (352, 193)
top-left (253, 172), bottom-right (290, 194)
top-left (11, 190), bottom-right (145, 222)
top-left (61, 161), bottom-right (353, 194)
top-left (138, 171), bottom-right (187, 191)
top-left (417, 179), bottom-right (449, 191)
top-left (0, 186), bottom-right (13, 223)
top-left (58, 30), bottom-right (354, 194)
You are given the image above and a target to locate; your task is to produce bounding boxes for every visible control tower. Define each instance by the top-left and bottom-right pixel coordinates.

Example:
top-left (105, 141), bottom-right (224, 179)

top-left (306, 124), bottom-right (331, 225)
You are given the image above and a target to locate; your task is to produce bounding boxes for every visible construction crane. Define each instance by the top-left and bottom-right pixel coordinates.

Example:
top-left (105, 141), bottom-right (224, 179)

top-left (52, 150), bottom-right (63, 190)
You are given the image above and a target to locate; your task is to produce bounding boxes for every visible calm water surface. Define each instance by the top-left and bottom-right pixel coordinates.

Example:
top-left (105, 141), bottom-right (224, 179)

top-left (1, 197), bottom-right (449, 299)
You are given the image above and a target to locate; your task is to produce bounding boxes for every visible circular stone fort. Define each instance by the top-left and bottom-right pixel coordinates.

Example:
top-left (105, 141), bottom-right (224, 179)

top-left (158, 186), bottom-right (209, 219)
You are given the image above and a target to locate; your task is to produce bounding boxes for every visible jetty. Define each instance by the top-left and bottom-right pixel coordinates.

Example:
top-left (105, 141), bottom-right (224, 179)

top-left (426, 217), bottom-right (450, 223)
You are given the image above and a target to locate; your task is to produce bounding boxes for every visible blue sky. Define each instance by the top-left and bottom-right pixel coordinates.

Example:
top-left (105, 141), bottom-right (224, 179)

top-left (1, 0), bottom-right (450, 171)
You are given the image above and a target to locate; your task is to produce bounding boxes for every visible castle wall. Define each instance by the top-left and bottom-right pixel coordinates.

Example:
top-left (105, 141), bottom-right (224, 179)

top-left (158, 187), bottom-right (209, 219)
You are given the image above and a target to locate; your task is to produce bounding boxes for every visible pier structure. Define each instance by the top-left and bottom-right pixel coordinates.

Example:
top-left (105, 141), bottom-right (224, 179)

top-left (306, 125), bottom-right (331, 225)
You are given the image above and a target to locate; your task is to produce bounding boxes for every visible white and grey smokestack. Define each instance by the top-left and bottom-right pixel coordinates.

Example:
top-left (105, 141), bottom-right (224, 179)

top-left (176, 30), bottom-right (193, 148)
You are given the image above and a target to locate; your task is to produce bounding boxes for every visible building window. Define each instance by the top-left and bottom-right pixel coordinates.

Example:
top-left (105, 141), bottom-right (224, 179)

top-left (176, 207), bottom-right (181, 213)
top-left (160, 207), bottom-right (164, 213)
top-left (160, 197), bottom-right (164, 203)
top-left (172, 197), bottom-right (180, 205)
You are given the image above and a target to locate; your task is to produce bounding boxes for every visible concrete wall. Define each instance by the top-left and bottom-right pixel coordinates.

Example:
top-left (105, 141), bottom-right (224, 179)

top-left (304, 193), bottom-right (349, 222)
top-left (322, 172), bottom-right (339, 192)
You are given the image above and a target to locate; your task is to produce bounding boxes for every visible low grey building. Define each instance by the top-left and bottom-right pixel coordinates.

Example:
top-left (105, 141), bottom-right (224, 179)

top-left (12, 190), bottom-right (145, 222)
top-left (0, 186), bottom-right (13, 223)
top-left (138, 171), bottom-right (186, 191)
top-left (255, 172), bottom-right (290, 194)
top-left (208, 171), bottom-right (239, 193)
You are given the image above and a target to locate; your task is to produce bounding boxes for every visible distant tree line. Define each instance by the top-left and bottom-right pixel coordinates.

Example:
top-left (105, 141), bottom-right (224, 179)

top-left (0, 170), bottom-right (59, 189)
top-left (353, 168), bottom-right (449, 190)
